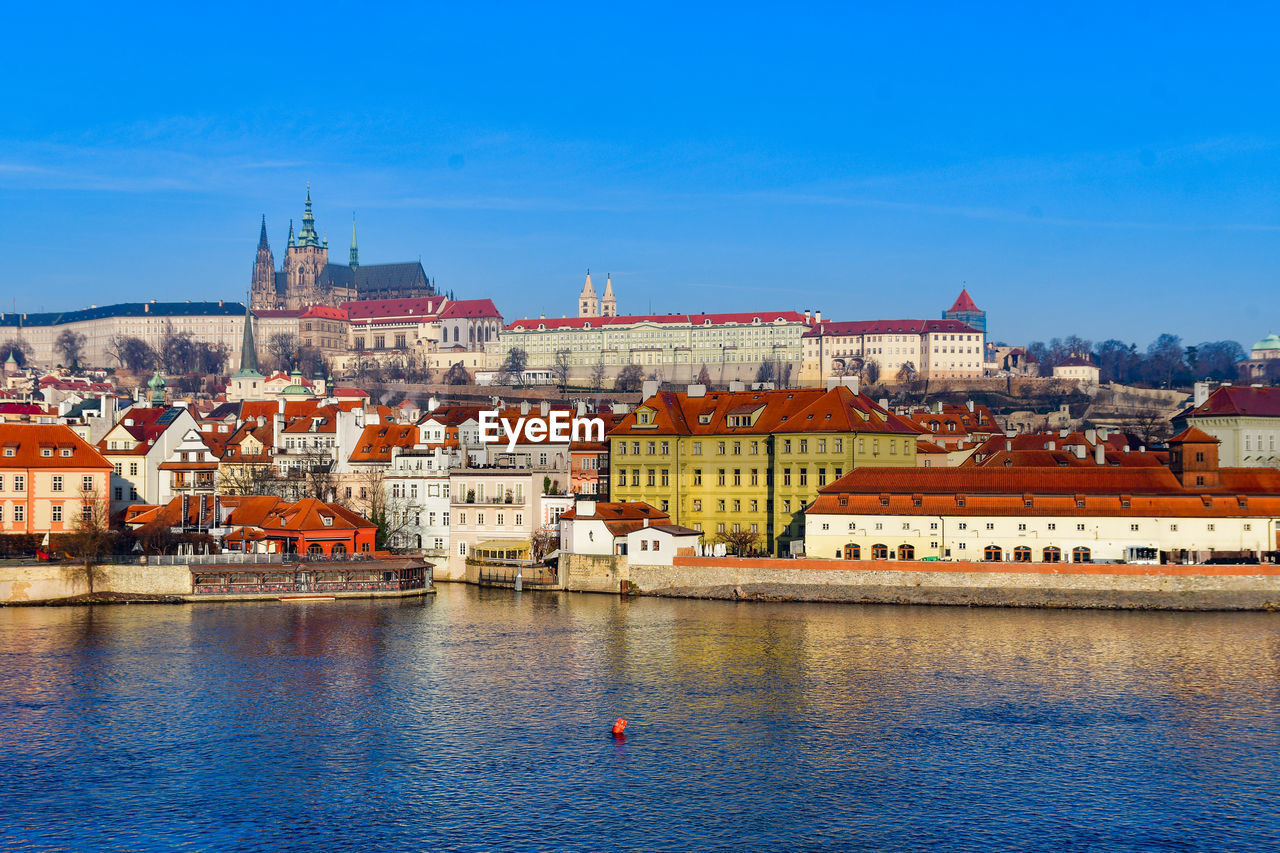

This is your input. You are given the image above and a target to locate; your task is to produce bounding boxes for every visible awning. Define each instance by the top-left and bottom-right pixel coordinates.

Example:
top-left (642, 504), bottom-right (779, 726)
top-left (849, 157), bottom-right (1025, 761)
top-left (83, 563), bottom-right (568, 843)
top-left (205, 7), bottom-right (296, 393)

top-left (474, 539), bottom-right (531, 555)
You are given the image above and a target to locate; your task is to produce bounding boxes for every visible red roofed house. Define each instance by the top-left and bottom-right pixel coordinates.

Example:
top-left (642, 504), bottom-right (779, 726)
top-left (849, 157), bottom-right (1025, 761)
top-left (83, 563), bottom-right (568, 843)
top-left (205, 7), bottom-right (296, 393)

top-left (806, 429), bottom-right (1280, 564)
top-left (502, 295), bottom-right (813, 386)
top-left (125, 495), bottom-right (376, 557)
top-left (801, 318), bottom-right (985, 384)
top-left (559, 499), bottom-right (700, 564)
top-left (98, 406), bottom-right (200, 512)
top-left (942, 287), bottom-right (986, 334)
top-left (0, 424), bottom-right (112, 535)
top-left (1174, 385), bottom-right (1280, 468)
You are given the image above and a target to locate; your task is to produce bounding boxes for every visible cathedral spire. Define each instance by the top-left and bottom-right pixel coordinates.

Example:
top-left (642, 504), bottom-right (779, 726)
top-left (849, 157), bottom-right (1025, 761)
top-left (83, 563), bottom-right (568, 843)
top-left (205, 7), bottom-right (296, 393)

top-left (287, 219), bottom-right (295, 248)
top-left (258, 215), bottom-right (269, 249)
top-left (236, 291), bottom-right (262, 377)
top-left (349, 213), bottom-right (359, 268)
top-left (296, 183), bottom-right (321, 247)
top-left (601, 273), bottom-right (617, 317)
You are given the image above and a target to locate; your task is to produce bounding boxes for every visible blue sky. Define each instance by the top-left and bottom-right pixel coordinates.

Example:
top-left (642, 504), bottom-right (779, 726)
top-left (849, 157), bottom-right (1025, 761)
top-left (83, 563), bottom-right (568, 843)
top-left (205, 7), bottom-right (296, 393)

top-left (1, 2), bottom-right (1277, 347)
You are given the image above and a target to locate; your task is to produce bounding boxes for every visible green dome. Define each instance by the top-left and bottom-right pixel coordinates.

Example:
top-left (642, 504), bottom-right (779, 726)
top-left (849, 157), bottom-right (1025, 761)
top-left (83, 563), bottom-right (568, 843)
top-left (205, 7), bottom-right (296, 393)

top-left (147, 370), bottom-right (166, 389)
top-left (1252, 333), bottom-right (1280, 352)
top-left (280, 384), bottom-right (314, 396)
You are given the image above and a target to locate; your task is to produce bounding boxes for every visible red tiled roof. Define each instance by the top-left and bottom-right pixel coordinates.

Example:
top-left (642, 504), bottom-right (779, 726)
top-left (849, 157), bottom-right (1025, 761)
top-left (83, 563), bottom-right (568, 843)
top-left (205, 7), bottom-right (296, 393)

top-left (341, 297), bottom-right (445, 321)
top-left (948, 288), bottom-right (980, 313)
top-left (1187, 386), bottom-right (1280, 418)
top-left (820, 465), bottom-right (1280, 497)
top-left (439, 298), bottom-right (502, 319)
top-left (803, 319), bottom-right (980, 338)
top-left (300, 305), bottom-right (348, 320)
top-left (349, 424), bottom-right (418, 462)
top-left (507, 311), bottom-right (808, 332)
top-left (1168, 426), bottom-right (1220, 444)
top-left (0, 424), bottom-right (111, 469)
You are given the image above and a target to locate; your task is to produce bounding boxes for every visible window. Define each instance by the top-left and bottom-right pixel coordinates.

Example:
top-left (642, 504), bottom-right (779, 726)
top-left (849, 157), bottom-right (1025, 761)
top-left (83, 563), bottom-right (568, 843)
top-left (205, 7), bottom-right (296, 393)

top-left (129, 463), bottom-right (138, 476)
top-left (799, 468), bottom-right (808, 487)
top-left (1076, 524), bottom-right (1085, 531)
top-left (1047, 523), bottom-right (1056, 531)
top-left (732, 500), bottom-right (741, 513)
top-left (983, 545), bottom-right (1002, 562)
top-left (693, 469), bottom-right (702, 486)
top-left (717, 469), bottom-right (726, 487)
top-left (647, 441), bottom-right (656, 455)
top-left (749, 500), bottom-right (757, 512)
top-left (750, 469), bottom-right (759, 486)
top-left (733, 441), bottom-right (741, 455)
top-left (646, 469), bottom-right (655, 486)
top-left (52, 505), bottom-right (63, 523)
top-left (692, 442), bottom-right (702, 455)
top-left (717, 499), bottom-right (725, 512)
top-left (618, 441), bottom-right (627, 455)
top-left (661, 441), bottom-right (669, 454)
top-left (114, 487), bottom-right (122, 501)
top-left (1017, 523), bottom-right (1026, 531)
top-left (477, 512), bottom-right (485, 525)
top-left (632, 442), bottom-right (640, 455)
top-left (817, 468), bottom-right (827, 486)
top-left (41, 448), bottom-right (52, 458)
top-left (783, 439), bottom-right (792, 454)
top-left (692, 500), bottom-right (702, 511)
top-left (985, 522), bottom-right (994, 530)
top-left (1130, 524), bottom-right (1139, 532)
top-left (898, 544), bottom-right (915, 560)
top-left (1072, 546), bottom-right (1091, 563)
top-left (717, 523), bottom-right (726, 534)
top-left (799, 439), bottom-right (808, 453)
top-left (52, 476), bottom-right (63, 492)
top-left (1013, 546), bottom-right (1032, 563)
top-left (844, 543), bottom-right (860, 560)
top-left (1043, 546), bottom-right (1061, 563)
top-left (14, 505), bottom-right (24, 522)
top-left (783, 499), bottom-right (792, 513)
top-left (717, 441), bottom-right (726, 456)
top-left (817, 439), bottom-right (826, 454)
top-left (459, 542), bottom-right (467, 556)
top-left (631, 471), bottom-right (640, 487)
top-left (618, 469), bottom-right (628, 486)
top-left (834, 438), bottom-right (843, 453)
top-left (871, 543), bottom-right (888, 560)
top-left (661, 469), bottom-right (669, 486)
top-left (732, 469), bottom-right (741, 486)
top-left (783, 468), bottom-right (791, 486)
top-left (1207, 523), bottom-right (1215, 532)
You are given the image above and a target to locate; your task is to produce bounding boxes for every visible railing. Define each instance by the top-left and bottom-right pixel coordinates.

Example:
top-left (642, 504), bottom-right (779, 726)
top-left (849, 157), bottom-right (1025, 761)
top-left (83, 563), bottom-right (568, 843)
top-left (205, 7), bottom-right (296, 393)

top-left (477, 564), bottom-right (559, 588)
top-left (96, 552), bottom-right (381, 566)
top-left (192, 564), bottom-right (430, 596)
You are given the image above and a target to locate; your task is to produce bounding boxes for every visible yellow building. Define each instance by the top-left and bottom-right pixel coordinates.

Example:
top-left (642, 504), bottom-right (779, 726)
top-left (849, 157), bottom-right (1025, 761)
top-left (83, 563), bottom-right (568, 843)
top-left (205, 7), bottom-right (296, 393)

top-left (609, 386), bottom-right (920, 555)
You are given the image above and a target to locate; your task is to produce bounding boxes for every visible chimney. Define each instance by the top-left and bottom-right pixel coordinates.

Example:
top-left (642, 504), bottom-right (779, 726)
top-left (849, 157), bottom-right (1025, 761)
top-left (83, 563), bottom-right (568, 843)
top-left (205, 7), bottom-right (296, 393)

top-left (428, 396), bottom-right (440, 412)
top-left (576, 499), bottom-right (596, 517)
top-left (520, 400), bottom-right (531, 416)
top-left (539, 400), bottom-right (550, 417)
top-left (804, 310), bottom-right (811, 323)
top-left (966, 400), bottom-right (975, 412)
top-left (814, 310), bottom-right (822, 322)
top-left (278, 398), bottom-right (285, 414)
top-left (1085, 428), bottom-right (1097, 444)
top-left (1046, 441), bottom-right (1055, 451)
top-left (1059, 428), bottom-right (1069, 438)
top-left (1074, 445), bottom-right (1086, 459)
top-left (728, 380), bottom-right (745, 392)
top-left (642, 379), bottom-right (659, 399)
top-left (687, 384), bottom-right (706, 398)
top-left (1094, 442), bottom-right (1105, 465)
top-left (1005, 439), bottom-right (1012, 452)
top-left (1098, 427), bottom-right (1109, 440)
top-left (1194, 381), bottom-right (1210, 408)
top-left (1123, 444), bottom-right (1130, 453)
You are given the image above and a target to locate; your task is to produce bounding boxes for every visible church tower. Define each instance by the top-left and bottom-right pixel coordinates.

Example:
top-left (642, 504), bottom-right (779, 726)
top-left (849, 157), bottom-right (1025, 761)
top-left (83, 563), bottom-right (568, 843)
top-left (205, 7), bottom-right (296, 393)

top-left (601, 274), bottom-right (617, 317)
top-left (250, 216), bottom-right (277, 311)
top-left (349, 214), bottom-right (360, 269)
top-left (283, 184), bottom-right (330, 309)
top-left (578, 271), bottom-right (599, 318)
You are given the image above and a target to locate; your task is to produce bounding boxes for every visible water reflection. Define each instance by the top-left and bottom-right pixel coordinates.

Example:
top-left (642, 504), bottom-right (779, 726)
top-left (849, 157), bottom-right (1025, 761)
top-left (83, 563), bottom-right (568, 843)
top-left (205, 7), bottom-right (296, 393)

top-left (0, 590), bottom-right (1278, 850)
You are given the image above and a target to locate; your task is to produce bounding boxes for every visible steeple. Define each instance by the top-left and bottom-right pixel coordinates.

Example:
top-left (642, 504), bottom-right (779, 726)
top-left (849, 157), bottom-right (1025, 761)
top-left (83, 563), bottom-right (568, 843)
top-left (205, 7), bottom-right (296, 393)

top-left (148, 369), bottom-right (167, 406)
top-left (601, 273), bottom-right (617, 317)
top-left (578, 270), bottom-right (599, 318)
top-left (287, 219), bottom-right (295, 248)
top-left (235, 292), bottom-right (262, 378)
top-left (349, 214), bottom-right (359, 268)
top-left (258, 215), bottom-right (269, 249)
top-left (250, 217), bottom-right (277, 311)
top-left (296, 183), bottom-right (321, 248)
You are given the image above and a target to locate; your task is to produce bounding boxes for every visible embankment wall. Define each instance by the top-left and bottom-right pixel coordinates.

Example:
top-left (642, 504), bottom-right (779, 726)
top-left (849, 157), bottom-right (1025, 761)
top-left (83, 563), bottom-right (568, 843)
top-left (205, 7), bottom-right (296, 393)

top-left (565, 555), bottom-right (1280, 610)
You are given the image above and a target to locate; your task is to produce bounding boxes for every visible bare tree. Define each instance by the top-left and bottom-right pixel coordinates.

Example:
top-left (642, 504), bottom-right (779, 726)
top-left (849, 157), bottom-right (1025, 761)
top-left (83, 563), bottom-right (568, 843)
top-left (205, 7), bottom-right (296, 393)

top-left (615, 364), bottom-right (644, 392)
top-left (1, 338), bottom-right (33, 368)
top-left (862, 360), bottom-right (881, 386)
top-left (444, 362), bottom-right (472, 385)
top-left (697, 364), bottom-right (712, 387)
top-left (55, 330), bottom-right (88, 370)
top-left (553, 349), bottom-right (572, 392)
top-left (217, 461), bottom-right (284, 497)
top-left (496, 347), bottom-right (529, 387)
top-left (65, 489), bottom-right (114, 593)
top-left (1132, 405), bottom-right (1172, 448)
top-left (590, 359), bottom-right (607, 392)
top-left (267, 333), bottom-right (301, 373)
top-left (106, 335), bottom-right (155, 372)
top-left (344, 469), bottom-right (412, 551)
top-left (530, 528), bottom-right (559, 561)
top-left (719, 526), bottom-right (761, 557)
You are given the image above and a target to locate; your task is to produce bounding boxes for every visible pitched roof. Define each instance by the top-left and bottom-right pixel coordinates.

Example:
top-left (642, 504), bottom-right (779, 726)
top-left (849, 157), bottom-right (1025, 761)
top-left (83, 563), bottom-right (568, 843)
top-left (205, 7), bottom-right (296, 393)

top-left (349, 423), bottom-right (418, 462)
top-left (1, 301), bottom-right (246, 328)
top-left (803, 319), bottom-right (980, 338)
top-left (948, 288), bottom-right (980, 313)
top-left (1168, 426), bottom-right (1220, 444)
top-left (439, 298), bottom-right (502, 319)
top-left (341, 296), bottom-right (446, 321)
top-left (612, 387), bottom-right (919, 437)
top-left (1186, 386), bottom-right (1280, 419)
top-left (507, 311), bottom-right (808, 332)
top-left (819, 465), bottom-right (1280, 497)
top-left (0, 424), bottom-right (111, 469)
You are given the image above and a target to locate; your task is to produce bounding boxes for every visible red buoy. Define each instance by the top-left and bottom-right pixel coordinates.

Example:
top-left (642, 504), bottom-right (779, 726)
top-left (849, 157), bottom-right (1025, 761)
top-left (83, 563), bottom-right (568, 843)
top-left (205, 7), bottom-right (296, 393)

top-left (611, 717), bottom-right (628, 736)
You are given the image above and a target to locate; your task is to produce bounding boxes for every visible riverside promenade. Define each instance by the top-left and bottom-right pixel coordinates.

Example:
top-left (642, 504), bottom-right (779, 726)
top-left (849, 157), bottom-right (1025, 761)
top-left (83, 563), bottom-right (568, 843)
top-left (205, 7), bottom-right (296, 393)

top-left (563, 554), bottom-right (1280, 610)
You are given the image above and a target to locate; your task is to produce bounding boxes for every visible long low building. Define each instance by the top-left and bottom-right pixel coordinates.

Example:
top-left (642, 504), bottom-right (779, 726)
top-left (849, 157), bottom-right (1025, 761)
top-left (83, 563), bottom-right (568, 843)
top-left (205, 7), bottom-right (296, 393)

top-left (1, 301), bottom-right (249, 371)
top-left (805, 428), bottom-right (1280, 564)
top-left (498, 310), bottom-right (813, 384)
top-left (800, 318), bottom-right (985, 384)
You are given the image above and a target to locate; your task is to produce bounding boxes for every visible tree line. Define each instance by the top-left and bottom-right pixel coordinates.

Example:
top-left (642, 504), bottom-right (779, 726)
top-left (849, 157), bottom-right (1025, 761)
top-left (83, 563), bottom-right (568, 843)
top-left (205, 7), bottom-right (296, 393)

top-left (1026, 334), bottom-right (1245, 388)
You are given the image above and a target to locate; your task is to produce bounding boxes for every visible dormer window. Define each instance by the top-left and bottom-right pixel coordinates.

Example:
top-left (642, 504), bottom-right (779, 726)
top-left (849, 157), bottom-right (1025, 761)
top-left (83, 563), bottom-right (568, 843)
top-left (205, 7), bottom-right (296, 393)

top-left (41, 448), bottom-right (52, 457)
top-left (698, 413), bottom-right (712, 424)
top-left (321, 515), bottom-right (333, 527)
top-left (61, 447), bottom-right (72, 457)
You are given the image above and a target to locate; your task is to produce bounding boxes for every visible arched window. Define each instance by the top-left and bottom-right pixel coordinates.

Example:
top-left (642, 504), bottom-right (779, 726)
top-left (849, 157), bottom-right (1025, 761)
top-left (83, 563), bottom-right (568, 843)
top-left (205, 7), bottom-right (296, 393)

top-left (453, 327), bottom-right (459, 342)
top-left (1043, 546), bottom-right (1061, 563)
top-left (983, 545), bottom-right (1002, 562)
top-left (898, 544), bottom-right (915, 560)
top-left (871, 543), bottom-right (888, 560)
top-left (307, 543), bottom-right (323, 557)
top-left (1013, 545), bottom-right (1032, 562)
top-left (843, 543), bottom-right (860, 560)
top-left (1072, 546), bottom-right (1091, 563)
top-left (332, 543), bottom-right (347, 557)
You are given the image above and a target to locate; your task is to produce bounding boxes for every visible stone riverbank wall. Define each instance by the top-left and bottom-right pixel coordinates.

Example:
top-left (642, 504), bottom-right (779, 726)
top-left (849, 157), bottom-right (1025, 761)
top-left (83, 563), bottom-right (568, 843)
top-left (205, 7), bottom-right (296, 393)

top-left (562, 554), bottom-right (1280, 610)
top-left (0, 563), bottom-right (194, 603)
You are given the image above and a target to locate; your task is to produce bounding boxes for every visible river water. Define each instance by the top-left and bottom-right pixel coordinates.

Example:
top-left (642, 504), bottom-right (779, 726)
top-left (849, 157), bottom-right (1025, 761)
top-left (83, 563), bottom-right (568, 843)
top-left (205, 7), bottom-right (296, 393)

top-left (1, 588), bottom-right (1278, 851)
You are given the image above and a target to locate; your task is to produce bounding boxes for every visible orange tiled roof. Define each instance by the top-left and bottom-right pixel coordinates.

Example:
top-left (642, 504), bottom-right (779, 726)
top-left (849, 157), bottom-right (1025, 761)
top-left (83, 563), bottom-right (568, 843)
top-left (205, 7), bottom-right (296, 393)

top-left (0, 423), bottom-right (111, 469)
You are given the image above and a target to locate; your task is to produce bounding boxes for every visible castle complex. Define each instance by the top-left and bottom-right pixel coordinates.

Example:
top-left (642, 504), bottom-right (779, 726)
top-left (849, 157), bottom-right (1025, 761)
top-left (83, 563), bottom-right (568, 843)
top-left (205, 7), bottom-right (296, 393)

top-left (250, 187), bottom-right (436, 311)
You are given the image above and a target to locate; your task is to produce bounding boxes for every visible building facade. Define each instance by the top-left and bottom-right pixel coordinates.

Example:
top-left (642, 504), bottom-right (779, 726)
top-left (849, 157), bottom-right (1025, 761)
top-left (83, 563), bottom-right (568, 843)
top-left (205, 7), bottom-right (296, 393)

top-left (608, 386), bottom-right (921, 555)
top-left (0, 424), bottom-right (112, 536)
top-left (1175, 386), bottom-right (1280, 468)
top-left (801, 319), bottom-right (985, 384)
